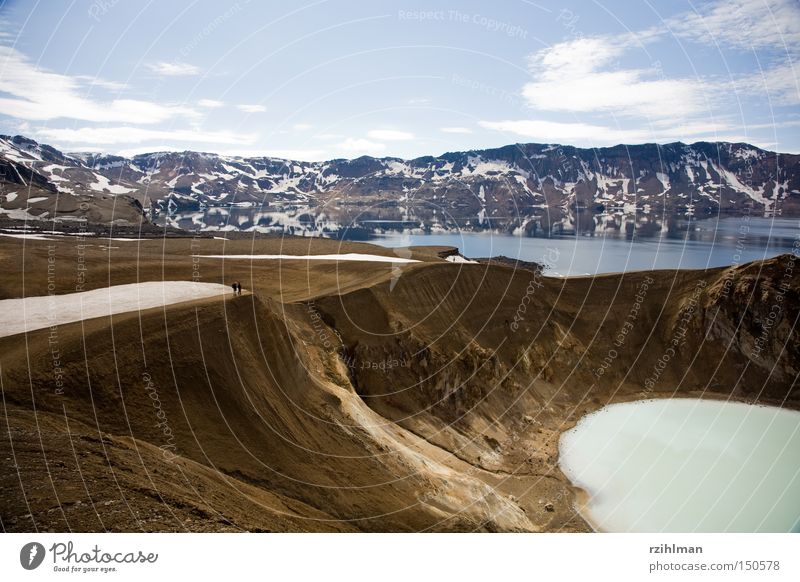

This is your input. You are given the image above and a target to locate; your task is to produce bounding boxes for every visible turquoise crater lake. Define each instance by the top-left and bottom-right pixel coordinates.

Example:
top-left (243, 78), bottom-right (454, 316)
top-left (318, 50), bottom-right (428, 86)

top-left (559, 399), bottom-right (800, 532)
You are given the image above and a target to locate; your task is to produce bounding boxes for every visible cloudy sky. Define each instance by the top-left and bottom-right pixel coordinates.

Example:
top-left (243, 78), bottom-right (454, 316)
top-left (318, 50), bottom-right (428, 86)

top-left (0, 0), bottom-right (798, 160)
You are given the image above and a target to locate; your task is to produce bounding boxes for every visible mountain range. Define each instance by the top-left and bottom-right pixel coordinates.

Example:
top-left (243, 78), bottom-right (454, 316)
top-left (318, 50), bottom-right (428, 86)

top-left (2, 134), bottom-right (799, 234)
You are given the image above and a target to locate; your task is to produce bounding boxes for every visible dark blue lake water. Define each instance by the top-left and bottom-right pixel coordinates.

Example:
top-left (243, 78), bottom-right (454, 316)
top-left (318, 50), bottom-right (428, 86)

top-left (365, 217), bottom-right (800, 276)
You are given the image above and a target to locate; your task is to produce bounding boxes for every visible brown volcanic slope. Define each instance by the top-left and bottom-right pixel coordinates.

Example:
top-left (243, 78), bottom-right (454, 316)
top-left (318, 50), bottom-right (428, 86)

top-left (0, 234), bottom-right (798, 532)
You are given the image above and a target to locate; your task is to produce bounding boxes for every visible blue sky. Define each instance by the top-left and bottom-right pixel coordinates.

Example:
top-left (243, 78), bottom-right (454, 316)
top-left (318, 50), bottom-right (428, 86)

top-left (0, 0), bottom-right (798, 160)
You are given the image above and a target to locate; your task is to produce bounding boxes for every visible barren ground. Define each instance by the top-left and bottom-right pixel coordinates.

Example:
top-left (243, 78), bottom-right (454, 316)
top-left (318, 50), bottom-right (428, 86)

top-left (1, 233), bottom-right (797, 532)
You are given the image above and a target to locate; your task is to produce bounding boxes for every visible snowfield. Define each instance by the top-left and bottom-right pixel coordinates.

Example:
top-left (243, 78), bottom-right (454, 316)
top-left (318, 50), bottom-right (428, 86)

top-left (89, 172), bottom-right (136, 195)
top-left (0, 232), bottom-right (53, 240)
top-left (196, 253), bottom-right (421, 263)
top-left (445, 255), bottom-right (479, 264)
top-left (0, 281), bottom-right (233, 338)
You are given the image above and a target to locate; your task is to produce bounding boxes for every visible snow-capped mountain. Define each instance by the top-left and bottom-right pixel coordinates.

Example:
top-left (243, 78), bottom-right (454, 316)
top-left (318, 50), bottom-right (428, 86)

top-left (0, 135), bottom-right (144, 225)
top-left (1, 134), bottom-right (798, 234)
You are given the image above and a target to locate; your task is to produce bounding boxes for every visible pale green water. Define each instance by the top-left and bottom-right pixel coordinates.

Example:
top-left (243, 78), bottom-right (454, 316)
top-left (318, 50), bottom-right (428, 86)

top-left (559, 399), bottom-right (800, 532)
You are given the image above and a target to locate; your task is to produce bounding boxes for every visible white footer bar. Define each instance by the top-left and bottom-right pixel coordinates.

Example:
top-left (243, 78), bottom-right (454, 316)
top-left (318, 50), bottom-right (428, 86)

top-left (1, 533), bottom-right (797, 581)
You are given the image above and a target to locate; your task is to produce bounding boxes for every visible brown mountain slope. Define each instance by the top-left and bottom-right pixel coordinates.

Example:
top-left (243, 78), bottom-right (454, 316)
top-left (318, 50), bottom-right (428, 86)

top-left (1, 235), bottom-right (797, 532)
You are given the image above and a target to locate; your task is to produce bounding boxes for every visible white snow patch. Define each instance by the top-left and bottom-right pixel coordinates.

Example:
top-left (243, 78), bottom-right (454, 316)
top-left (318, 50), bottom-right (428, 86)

top-left (710, 161), bottom-right (771, 208)
top-left (685, 163), bottom-right (695, 183)
top-left (0, 138), bottom-right (42, 162)
top-left (655, 172), bottom-right (671, 192)
top-left (221, 163), bottom-right (243, 175)
top-left (733, 147), bottom-right (760, 161)
top-left (445, 255), bottom-right (478, 264)
top-left (105, 238), bottom-right (152, 242)
top-left (461, 156), bottom-right (511, 176)
top-left (0, 281), bottom-right (233, 338)
top-left (89, 173), bottom-right (136, 195)
top-left (41, 164), bottom-right (70, 182)
top-left (0, 232), bottom-right (52, 240)
top-left (0, 207), bottom-right (42, 221)
top-left (197, 253), bottom-right (420, 263)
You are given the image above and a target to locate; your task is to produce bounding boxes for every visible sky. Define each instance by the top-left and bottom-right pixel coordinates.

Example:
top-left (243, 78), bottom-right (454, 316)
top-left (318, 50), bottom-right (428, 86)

top-left (0, 0), bottom-right (798, 160)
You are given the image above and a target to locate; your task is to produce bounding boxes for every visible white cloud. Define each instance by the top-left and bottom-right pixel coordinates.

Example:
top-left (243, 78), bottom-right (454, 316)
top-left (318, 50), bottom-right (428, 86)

top-left (477, 119), bottom-right (756, 146)
top-left (75, 75), bottom-right (127, 91)
top-left (35, 126), bottom-right (257, 146)
top-left (115, 145), bottom-right (184, 157)
top-left (523, 37), bottom-right (707, 121)
top-left (479, 119), bottom-right (648, 145)
top-left (198, 99), bottom-right (224, 108)
top-left (670, 0), bottom-right (800, 51)
top-left (733, 61), bottom-right (800, 106)
top-left (0, 46), bottom-right (198, 124)
top-left (292, 123), bottom-right (313, 131)
top-left (530, 36), bottom-right (623, 78)
top-left (337, 137), bottom-right (386, 155)
top-left (217, 148), bottom-right (327, 161)
top-left (506, 3), bottom-right (800, 149)
top-left (441, 127), bottom-right (473, 134)
top-left (516, 1), bottom-right (800, 133)
top-left (147, 61), bottom-right (201, 76)
top-left (237, 104), bottom-right (266, 113)
top-left (366, 129), bottom-right (414, 140)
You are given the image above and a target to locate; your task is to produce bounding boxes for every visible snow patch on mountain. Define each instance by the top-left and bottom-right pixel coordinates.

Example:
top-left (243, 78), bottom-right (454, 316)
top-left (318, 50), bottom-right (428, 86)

top-left (89, 173), bottom-right (136, 195)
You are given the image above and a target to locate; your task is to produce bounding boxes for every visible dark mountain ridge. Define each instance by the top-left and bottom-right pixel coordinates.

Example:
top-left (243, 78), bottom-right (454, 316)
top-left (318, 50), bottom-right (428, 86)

top-left (2, 134), bottom-right (798, 233)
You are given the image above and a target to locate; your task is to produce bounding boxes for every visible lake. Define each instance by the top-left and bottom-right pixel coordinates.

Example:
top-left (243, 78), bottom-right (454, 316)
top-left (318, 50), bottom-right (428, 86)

top-left (365, 217), bottom-right (800, 276)
top-left (558, 399), bottom-right (800, 532)
top-left (163, 207), bottom-right (800, 275)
